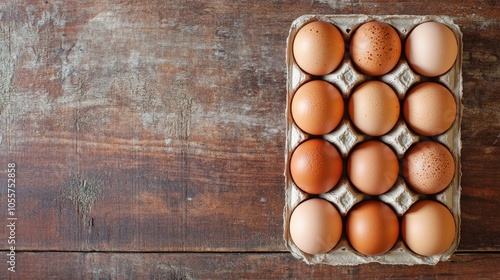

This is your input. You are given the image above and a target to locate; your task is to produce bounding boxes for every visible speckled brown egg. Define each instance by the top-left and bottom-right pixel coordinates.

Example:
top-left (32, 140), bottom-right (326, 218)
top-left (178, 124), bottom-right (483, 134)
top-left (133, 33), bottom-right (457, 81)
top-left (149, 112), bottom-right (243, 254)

top-left (403, 141), bottom-right (455, 194)
top-left (346, 200), bottom-right (399, 256)
top-left (402, 200), bottom-right (456, 256)
top-left (291, 80), bottom-right (344, 135)
top-left (293, 21), bottom-right (345, 76)
top-left (348, 80), bottom-right (400, 136)
top-left (350, 21), bottom-right (402, 76)
top-left (403, 82), bottom-right (457, 136)
top-left (290, 139), bottom-right (342, 194)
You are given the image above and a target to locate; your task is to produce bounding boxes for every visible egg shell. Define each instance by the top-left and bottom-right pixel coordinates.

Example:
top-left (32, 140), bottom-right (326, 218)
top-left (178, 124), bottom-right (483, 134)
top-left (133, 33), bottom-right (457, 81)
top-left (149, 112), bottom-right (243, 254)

top-left (405, 21), bottom-right (458, 77)
top-left (291, 80), bottom-right (344, 135)
top-left (293, 21), bottom-right (345, 76)
top-left (403, 82), bottom-right (457, 136)
top-left (402, 200), bottom-right (456, 256)
top-left (347, 140), bottom-right (399, 195)
top-left (348, 80), bottom-right (400, 136)
top-left (290, 139), bottom-right (343, 195)
top-left (350, 21), bottom-right (402, 76)
top-left (403, 141), bottom-right (455, 195)
top-left (346, 200), bottom-right (399, 256)
top-left (289, 198), bottom-right (343, 255)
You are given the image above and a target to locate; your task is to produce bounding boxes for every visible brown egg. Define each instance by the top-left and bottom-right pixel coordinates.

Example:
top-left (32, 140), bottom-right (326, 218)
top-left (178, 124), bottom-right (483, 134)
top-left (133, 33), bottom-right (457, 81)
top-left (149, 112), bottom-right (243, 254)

top-left (403, 82), bottom-right (457, 136)
top-left (350, 21), bottom-right (402, 76)
top-left (289, 198), bottom-right (343, 255)
top-left (293, 21), bottom-right (345, 76)
top-left (347, 141), bottom-right (399, 195)
top-left (402, 200), bottom-right (456, 256)
top-left (403, 141), bottom-right (455, 194)
top-left (348, 80), bottom-right (400, 136)
top-left (405, 21), bottom-right (458, 77)
top-left (346, 200), bottom-right (399, 256)
top-left (291, 80), bottom-right (344, 135)
top-left (290, 139), bottom-right (342, 194)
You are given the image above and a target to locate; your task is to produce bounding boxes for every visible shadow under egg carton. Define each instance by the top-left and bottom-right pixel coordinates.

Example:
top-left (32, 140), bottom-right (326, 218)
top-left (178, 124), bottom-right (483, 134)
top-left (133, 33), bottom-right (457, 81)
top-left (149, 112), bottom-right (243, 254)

top-left (284, 15), bottom-right (463, 265)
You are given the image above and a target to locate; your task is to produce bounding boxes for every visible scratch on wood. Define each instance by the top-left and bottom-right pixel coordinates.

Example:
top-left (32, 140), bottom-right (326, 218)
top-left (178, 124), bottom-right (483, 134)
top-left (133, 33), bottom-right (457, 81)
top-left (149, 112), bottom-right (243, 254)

top-left (467, 13), bottom-right (497, 30)
top-left (179, 97), bottom-right (192, 141)
top-left (68, 173), bottom-right (102, 228)
top-left (164, 97), bottom-right (193, 141)
top-left (0, 21), bottom-right (14, 135)
top-left (314, 0), bottom-right (342, 8)
top-left (68, 173), bottom-right (101, 213)
top-left (471, 51), bottom-right (498, 63)
top-left (151, 263), bottom-right (195, 280)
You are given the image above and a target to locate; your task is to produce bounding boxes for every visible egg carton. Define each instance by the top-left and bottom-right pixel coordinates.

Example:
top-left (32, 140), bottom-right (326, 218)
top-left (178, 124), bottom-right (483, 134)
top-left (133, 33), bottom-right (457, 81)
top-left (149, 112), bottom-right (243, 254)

top-left (284, 15), bottom-right (463, 265)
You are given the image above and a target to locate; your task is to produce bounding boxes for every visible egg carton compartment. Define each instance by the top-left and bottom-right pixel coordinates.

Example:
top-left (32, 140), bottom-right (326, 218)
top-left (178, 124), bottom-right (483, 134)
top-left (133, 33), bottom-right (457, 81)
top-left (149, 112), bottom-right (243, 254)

top-left (284, 14), bottom-right (463, 265)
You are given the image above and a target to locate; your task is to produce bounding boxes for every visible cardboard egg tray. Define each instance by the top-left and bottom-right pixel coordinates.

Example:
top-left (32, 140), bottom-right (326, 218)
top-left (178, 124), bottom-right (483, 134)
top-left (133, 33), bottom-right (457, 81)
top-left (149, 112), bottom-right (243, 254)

top-left (284, 15), bottom-right (463, 265)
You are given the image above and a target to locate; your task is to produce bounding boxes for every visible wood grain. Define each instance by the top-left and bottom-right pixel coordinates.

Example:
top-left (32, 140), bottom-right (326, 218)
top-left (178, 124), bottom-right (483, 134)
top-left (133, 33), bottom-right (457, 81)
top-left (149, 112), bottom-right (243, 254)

top-left (5, 252), bottom-right (500, 279)
top-left (0, 0), bottom-right (498, 277)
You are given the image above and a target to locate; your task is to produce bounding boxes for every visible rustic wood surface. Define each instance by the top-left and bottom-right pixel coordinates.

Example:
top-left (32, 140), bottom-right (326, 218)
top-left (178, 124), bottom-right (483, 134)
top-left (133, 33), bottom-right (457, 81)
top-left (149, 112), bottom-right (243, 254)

top-left (0, 0), bottom-right (499, 278)
top-left (7, 253), bottom-right (500, 279)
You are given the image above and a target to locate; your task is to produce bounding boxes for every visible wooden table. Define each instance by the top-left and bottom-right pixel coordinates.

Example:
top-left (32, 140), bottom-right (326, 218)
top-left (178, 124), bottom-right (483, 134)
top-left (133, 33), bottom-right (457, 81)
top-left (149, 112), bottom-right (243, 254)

top-left (1, 1), bottom-right (498, 278)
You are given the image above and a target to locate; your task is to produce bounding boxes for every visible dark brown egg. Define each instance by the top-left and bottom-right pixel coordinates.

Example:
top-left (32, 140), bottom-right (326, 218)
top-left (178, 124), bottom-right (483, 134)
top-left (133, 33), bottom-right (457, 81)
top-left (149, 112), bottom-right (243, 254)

top-left (346, 200), bottom-right (399, 256)
top-left (290, 139), bottom-right (343, 194)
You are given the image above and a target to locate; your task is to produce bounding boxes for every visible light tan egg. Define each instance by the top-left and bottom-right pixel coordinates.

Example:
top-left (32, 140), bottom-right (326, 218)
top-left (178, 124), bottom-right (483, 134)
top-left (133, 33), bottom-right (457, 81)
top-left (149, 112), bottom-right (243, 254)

top-left (348, 80), bottom-right (400, 136)
top-left (403, 82), bottom-right (457, 136)
top-left (289, 198), bottom-right (343, 255)
top-left (402, 200), bottom-right (456, 256)
top-left (405, 21), bottom-right (458, 77)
